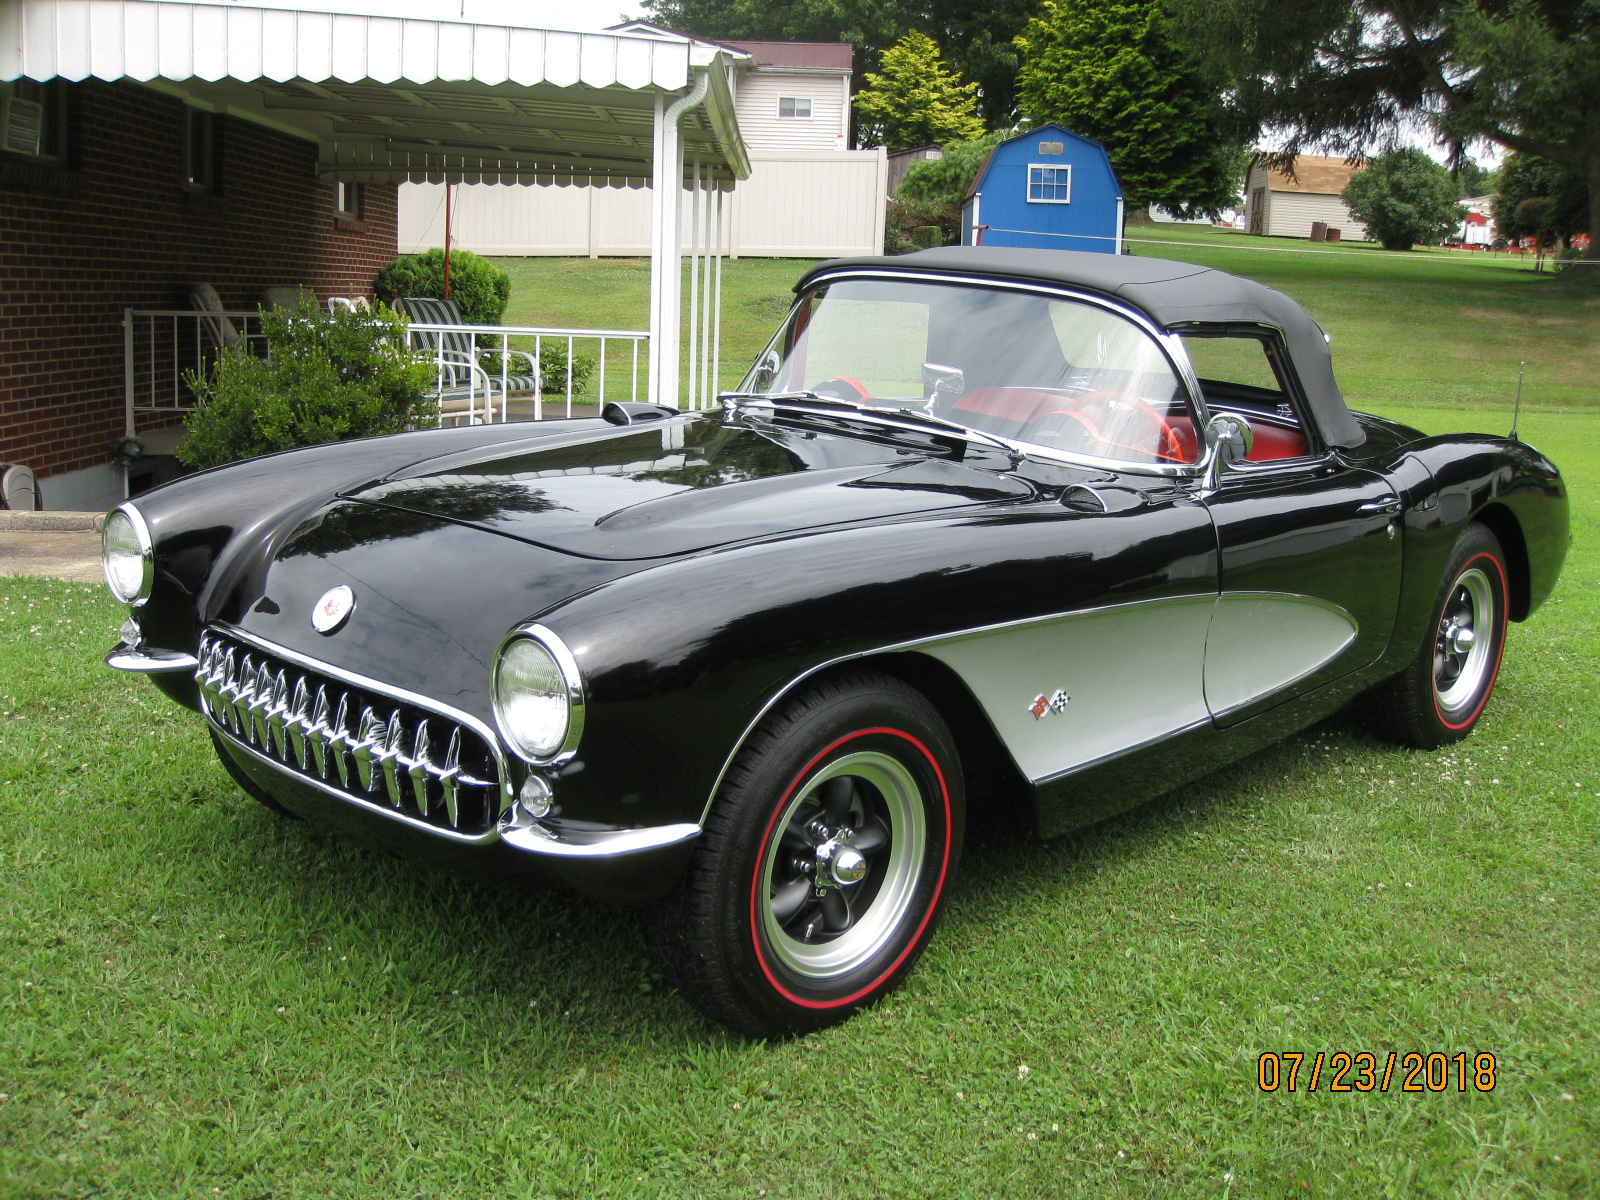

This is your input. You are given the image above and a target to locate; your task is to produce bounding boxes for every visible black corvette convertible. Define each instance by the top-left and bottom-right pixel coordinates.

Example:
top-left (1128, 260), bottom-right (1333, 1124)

top-left (103, 248), bottom-right (1568, 1037)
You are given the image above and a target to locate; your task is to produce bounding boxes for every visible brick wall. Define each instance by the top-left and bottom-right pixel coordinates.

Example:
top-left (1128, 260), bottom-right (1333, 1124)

top-left (0, 80), bottom-right (399, 481)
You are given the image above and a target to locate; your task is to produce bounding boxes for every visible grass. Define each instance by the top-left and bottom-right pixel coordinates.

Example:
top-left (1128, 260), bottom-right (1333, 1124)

top-left (4, 243), bottom-right (1598, 1197)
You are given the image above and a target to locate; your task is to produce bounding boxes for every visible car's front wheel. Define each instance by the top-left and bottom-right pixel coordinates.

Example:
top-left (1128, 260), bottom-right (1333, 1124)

top-left (1370, 523), bottom-right (1509, 749)
top-left (647, 671), bottom-right (964, 1038)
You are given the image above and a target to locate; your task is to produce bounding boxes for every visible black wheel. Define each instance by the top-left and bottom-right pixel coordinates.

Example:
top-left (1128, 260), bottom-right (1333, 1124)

top-left (647, 672), bottom-right (964, 1038)
top-left (1369, 523), bottom-right (1509, 749)
top-left (210, 729), bottom-right (301, 818)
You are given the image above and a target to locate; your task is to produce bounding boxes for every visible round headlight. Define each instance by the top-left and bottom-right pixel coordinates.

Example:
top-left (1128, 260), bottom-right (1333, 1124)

top-left (492, 628), bottom-right (584, 762)
top-left (102, 506), bottom-right (153, 607)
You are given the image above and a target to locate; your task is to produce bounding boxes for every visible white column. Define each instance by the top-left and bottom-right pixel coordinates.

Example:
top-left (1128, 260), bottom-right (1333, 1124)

top-left (647, 72), bottom-right (710, 410)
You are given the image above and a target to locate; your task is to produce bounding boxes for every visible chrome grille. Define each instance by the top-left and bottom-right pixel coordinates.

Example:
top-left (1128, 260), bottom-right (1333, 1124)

top-left (196, 629), bottom-right (504, 836)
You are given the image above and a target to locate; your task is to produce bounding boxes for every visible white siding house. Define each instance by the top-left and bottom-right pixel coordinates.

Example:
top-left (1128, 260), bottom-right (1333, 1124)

top-left (1244, 155), bottom-right (1371, 241)
top-left (398, 26), bottom-right (885, 258)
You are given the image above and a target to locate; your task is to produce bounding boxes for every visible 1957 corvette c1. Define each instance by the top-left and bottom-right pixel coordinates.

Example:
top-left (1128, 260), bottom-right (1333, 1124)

top-left (103, 248), bottom-right (1567, 1037)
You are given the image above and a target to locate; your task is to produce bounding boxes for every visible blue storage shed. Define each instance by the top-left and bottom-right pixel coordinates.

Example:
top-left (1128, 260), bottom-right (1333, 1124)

top-left (962, 125), bottom-right (1124, 254)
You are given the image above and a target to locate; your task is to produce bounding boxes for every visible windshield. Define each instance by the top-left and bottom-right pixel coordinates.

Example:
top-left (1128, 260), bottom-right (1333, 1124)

top-left (739, 278), bottom-right (1199, 465)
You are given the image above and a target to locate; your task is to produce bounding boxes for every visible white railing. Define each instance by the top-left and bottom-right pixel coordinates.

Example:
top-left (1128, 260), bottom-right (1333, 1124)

top-left (121, 309), bottom-right (654, 441)
top-left (122, 308), bottom-right (268, 438)
top-left (404, 321), bottom-right (651, 423)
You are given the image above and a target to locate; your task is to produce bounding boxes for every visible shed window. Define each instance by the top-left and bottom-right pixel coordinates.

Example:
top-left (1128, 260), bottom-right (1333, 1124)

top-left (777, 96), bottom-right (812, 119)
top-left (1027, 164), bottom-right (1072, 204)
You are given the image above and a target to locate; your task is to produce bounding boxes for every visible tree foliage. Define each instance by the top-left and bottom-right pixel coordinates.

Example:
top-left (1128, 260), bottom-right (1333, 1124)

top-left (1013, 0), bottom-right (1240, 217)
top-left (1169, 0), bottom-right (1600, 267)
top-left (854, 31), bottom-right (986, 151)
top-left (1340, 148), bottom-right (1461, 250)
top-left (179, 299), bottom-right (436, 469)
top-left (642, 0), bottom-right (1039, 124)
top-left (373, 248), bottom-right (511, 325)
top-left (1494, 152), bottom-right (1591, 247)
top-left (886, 130), bottom-right (1009, 249)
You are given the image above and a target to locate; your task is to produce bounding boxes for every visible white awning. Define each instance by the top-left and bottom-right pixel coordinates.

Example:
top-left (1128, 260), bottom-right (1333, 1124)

top-left (0, 0), bottom-right (750, 185)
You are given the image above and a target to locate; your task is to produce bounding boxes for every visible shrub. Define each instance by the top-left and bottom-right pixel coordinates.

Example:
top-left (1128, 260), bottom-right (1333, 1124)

top-left (885, 196), bottom-right (961, 254)
top-left (178, 299), bottom-right (436, 470)
top-left (532, 341), bottom-right (597, 396)
top-left (374, 248), bottom-right (511, 324)
top-left (1341, 149), bottom-right (1461, 251)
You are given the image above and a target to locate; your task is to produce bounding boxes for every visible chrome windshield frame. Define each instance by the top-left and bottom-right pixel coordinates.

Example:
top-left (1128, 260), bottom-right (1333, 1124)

top-left (738, 268), bottom-right (1222, 480)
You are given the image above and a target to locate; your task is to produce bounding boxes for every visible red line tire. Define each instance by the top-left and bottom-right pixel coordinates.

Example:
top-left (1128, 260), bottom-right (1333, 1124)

top-left (1369, 523), bottom-right (1509, 749)
top-left (646, 671), bottom-right (964, 1038)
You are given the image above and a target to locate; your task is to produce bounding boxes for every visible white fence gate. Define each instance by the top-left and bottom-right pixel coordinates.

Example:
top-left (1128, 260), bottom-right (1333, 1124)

top-left (398, 149), bottom-right (887, 259)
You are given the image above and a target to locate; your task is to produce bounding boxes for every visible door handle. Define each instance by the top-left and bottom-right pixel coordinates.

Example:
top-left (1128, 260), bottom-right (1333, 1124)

top-left (1359, 496), bottom-right (1402, 515)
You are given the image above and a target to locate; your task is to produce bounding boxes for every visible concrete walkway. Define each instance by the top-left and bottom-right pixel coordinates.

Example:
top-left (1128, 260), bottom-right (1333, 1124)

top-left (0, 511), bottom-right (105, 584)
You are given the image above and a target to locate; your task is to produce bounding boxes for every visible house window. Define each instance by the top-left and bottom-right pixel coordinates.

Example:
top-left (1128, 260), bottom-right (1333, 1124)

top-left (333, 181), bottom-right (362, 219)
top-left (0, 79), bottom-right (67, 163)
top-left (185, 107), bottom-right (215, 191)
top-left (1027, 164), bottom-right (1072, 204)
top-left (777, 96), bottom-right (812, 119)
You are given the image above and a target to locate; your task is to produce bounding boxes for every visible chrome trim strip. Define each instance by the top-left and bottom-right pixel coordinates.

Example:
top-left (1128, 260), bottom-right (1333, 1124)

top-left (103, 502), bottom-right (155, 607)
top-left (105, 646), bottom-right (199, 674)
top-left (497, 815), bottom-right (702, 858)
top-left (698, 592), bottom-right (1219, 825)
top-left (199, 624), bottom-right (514, 823)
top-left (490, 622), bottom-right (587, 765)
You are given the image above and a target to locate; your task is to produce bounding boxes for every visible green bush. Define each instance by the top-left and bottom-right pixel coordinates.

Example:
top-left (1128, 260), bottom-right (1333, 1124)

top-left (1341, 149), bottom-right (1461, 251)
top-left (178, 299), bottom-right (437, 470)
top-left (373, 248), bottom-right (511, 324)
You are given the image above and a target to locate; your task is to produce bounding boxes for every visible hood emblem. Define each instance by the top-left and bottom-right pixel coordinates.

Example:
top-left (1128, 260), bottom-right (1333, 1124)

top-left (311, 585), bottom-right (355, 635)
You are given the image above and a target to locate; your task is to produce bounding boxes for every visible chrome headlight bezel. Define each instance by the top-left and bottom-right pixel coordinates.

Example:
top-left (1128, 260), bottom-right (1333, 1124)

top-left (490, 624), bottom-right (586, 764)
top-left (102, 504), bottom-right (154, 608)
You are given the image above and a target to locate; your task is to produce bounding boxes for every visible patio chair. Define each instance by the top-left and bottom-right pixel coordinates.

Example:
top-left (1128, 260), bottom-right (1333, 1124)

top-left (189, 282), bottom-right (244, 357)
top-left (398, 295), bottom-right (540, 424)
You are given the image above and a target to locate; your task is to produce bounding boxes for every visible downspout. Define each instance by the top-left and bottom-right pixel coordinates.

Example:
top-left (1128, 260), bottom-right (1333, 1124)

top-left (648, 69), bottom-right (711, 409)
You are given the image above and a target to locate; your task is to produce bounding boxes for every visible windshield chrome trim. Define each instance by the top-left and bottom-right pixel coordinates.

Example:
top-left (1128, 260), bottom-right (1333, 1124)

top-left (750, 268), bottom-right (1214, 479)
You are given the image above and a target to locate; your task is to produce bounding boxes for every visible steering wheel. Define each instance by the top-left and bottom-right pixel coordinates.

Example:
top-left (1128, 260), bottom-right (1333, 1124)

top-left (1041, 390), bottom-right (1187, 462)
top-left (811, 376), bottom-right (873, 402)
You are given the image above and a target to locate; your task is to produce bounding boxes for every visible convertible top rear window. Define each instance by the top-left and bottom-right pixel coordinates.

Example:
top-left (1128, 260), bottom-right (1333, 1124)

top-left (744, 279), bottom-right (1200, 466)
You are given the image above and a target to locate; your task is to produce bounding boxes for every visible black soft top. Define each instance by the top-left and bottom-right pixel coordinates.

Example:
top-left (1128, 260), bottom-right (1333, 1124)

top-left (798, 247), bottom-right (1364, 449)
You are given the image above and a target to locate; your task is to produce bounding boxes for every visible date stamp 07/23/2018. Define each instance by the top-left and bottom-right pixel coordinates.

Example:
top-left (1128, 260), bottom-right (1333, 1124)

top-left (1258, 1052), bottom-right (1498, 1093)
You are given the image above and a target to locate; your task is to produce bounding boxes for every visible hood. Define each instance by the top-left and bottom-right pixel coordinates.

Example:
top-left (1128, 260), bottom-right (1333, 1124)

top-left (342, 413), bottom-right (1035, 560)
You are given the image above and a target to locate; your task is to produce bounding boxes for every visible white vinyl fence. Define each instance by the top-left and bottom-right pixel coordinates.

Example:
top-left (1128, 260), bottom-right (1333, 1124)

top-left (398, 149), bottom-right (887, 259)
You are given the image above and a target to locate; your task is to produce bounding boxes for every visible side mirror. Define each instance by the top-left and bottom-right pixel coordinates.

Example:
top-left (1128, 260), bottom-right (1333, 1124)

top-left (1202, 413), bottom-right (1254, 490)
top-left (921, 362), bottom-right (965, 403)
top-left (751, 350), bottom-right (780, 392)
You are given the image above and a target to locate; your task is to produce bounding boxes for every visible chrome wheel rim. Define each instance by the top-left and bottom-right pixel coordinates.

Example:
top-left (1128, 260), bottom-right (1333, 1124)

top-left (760, 750), bottom-right (926, 979)
top-left (1434, 566), bottom-right (1495, 715)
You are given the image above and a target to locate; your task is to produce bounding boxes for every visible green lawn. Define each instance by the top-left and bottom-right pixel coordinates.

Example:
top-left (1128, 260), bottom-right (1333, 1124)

top-left (3, 245), bottom-right (1597, 1197)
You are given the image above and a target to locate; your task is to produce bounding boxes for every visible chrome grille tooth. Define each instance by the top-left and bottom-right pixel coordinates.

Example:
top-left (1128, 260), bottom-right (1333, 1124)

top-left (380, 711), bottom-right (407, 808)
top-left (441, 726), bottom-right (463, 828)
top-left (409, 718), bottom-right (433, 815)
top-left (308, 686), bottom-right (332, 778)
top-left (267, 669), bottom-right (291, 758)
top-left (353, 706), bottom-right (383, 792)
top-left (198, 631), bottom-right (502, 837)
top-left (286, 676), bottom-right (311, 768)
top-left (332, 693), bottom-right (354, 787)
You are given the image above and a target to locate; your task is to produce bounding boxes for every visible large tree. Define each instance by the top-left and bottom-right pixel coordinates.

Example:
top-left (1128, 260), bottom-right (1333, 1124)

top-left (1013, 0), bottom-right (1241, 217)
top-left (854, 31), bottom-right (986, 150)
top-left (641, 0), bottom-right (1037, 124)
top-left (1495, 152), bottom-right (1591, 247)
top-left (1171, 0), bottom-right (1600, 269)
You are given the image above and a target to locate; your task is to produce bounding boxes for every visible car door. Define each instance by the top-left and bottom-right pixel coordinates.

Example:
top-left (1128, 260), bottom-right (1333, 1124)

top-left (1181, 331), bottom-right (1402, 727)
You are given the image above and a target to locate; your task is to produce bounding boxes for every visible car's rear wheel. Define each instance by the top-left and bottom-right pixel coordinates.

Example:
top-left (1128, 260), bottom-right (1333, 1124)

top-left (1369, 523), bottom-right (1508, 749)
top-left (647, 671), bottom-right (963, 1038)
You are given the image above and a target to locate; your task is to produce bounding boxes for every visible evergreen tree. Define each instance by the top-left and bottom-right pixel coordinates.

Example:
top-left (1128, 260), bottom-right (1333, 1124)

top-left (1494, 153), bottom-right (1590, 248)
top-left (1340, 149), bottom-right (1462, 250)
top-left (854, 32), bottom-right (986, 151)
top-left (1013, 0), bottom-right (1238, 217)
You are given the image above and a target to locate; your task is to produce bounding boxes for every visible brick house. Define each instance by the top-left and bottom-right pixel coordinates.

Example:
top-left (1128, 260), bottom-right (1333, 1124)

top-left (1, 0), bottom-right (747, 511)
top-left (1, 77), bottom-right (398, 509)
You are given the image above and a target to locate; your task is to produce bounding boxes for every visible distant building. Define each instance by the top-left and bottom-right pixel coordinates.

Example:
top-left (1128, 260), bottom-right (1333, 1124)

top-left (1458, 195), bottom-right (1496, 245)
top-left (961, 125), bottom-right (1123, 254)
top-left (1244, 155), bottom-right (1371, 241)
